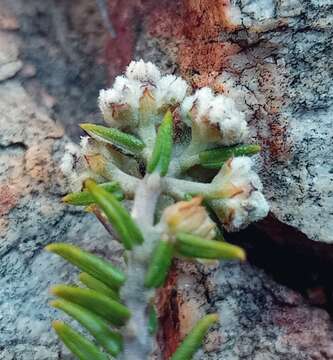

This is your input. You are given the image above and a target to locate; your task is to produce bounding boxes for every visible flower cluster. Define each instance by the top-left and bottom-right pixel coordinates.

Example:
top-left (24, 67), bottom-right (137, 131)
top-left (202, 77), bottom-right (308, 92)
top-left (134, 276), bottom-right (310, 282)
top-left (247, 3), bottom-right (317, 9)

top-left (99, 59), bottom-right (188, 129)
top-left (62, 59), bottom-right (268, 232)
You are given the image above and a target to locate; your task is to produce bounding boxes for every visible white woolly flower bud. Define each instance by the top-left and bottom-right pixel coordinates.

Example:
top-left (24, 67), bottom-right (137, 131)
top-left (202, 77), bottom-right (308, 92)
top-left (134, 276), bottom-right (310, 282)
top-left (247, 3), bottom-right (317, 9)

top-left (126, 59), bottom-right (161, 84)
top-left (98, 76), bottom-right (142, 128)
top-left (161, 196), bottom-right (216, 239)
top-left (210, 157), bottom-right (269, 231)
top-left (155, 74), bottom-right (188, 110)
top-left (181, 87), bottom-right (248, 146)
top-left (99, 60), bottom-right (188, 128)
top-left (60, 138), bottom-right (105, 192)
top-left (60, 143), bottom-right (89, 192)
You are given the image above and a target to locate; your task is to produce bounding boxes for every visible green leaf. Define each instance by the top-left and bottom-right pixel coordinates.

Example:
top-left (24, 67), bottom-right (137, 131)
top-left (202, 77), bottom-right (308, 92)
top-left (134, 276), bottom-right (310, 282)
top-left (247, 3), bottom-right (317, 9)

top-left (62, 181), bottom-right (124, 206)
top-left (147, 110), bottom-right (173, 176)
top-left (51, 285), bottom-right (131, 327)
top-left (80, 123), bottom-right (145, 154)
top-left (199, 144), bottom-right (261, 169)
top-left (52, 320), bottom-right (109, 360)
top-left (45, 243), bottom-right (125, 290)
top-left (51, 299), bottom-right (123, 356)
top-left (171, 314), bottom-right (219, 360)
top-left (144, 239), bottom-right (174, 288)
top-left (176, 233), bottom-right (246, 261)
top-left (147, 304), bottom-right (158, 335)
top-left (84, 179), bottom-right (144, 249)
top-left (79, 272), bottom-right (119, 301)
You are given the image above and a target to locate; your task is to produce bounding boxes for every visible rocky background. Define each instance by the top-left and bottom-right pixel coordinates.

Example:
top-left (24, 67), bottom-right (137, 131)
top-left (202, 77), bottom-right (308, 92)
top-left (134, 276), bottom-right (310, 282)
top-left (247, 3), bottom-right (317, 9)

top-left (0, 0), bottom-right (332, 359)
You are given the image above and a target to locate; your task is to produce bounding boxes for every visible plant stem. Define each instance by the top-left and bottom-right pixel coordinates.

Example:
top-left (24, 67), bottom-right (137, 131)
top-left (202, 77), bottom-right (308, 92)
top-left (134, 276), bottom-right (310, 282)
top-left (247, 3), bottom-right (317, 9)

top-left (179, 154), bottom-right (200, 172)
top-left (168, 139), bottom-right (204, 176)
top-left (119, 251), bottom-right (154, 360)
top-left (120, 173), bottom-right (162, 359)
top-left (138, 123), bottom-right (157, 162)
top-left (104, 162), bottom-right (139, 197)
top-left (162, 177), bottom-right (211, 199)
top-left (131, 173), bottom-right (161, 230)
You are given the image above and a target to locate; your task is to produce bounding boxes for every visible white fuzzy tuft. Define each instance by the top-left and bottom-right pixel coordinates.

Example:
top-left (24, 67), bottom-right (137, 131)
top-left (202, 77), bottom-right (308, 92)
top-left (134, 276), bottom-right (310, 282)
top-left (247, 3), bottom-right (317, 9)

top-left (181, 87), bottom-right (214, 124)
top-left (112, 76), bottom-right (143, 109)
top-left (219, 190), bottom-right (269, 231)
top-left (60, 143), bottom-right (88, 192)
top-left (213, 157), bottom-right (263, 194)
top-left (79, 136), bottom-right (90, 152)
top-left (181, 87), bottom-right (248, 145)
top-left (98, 77), bottom-right (142, 127)
top-left (208, 95), bottom-right (248, 145)
top-left (60, 143), bottom-right (81, 176)
top-left (126, 59), bottom-right (161, 84)
top-left (211, 157), bottom-right (269, 231)
top-left (98, 88), bottom-right (121, 124)
top-left (155, 75), bottom-right (188, 109)
top-left (60, 140), bottom-right (105, 192)
top-left (99, 61), bottom-right (190, 128)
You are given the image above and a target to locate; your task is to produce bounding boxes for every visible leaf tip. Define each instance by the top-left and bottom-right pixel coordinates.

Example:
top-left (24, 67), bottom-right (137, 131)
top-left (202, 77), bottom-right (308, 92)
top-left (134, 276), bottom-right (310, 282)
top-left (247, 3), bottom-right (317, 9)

top-left (236, 247), bottom-right (246, 262)
top-left (49, 299), bottom-right (59, 308)
top-left (52, 320), bottom-right (63, 331)
top-left (50, 284), bottom-right (63, 296)
top-left (207, 313), bottom-right (219, 323)
top-left (83, 178), bottom-right (96, 190)
top-left (61, 194), bottom-right (70, 203)
top-left (79, 123), bottom-right (93, 132)
top-left (45, 243), bottom-right (57, 252)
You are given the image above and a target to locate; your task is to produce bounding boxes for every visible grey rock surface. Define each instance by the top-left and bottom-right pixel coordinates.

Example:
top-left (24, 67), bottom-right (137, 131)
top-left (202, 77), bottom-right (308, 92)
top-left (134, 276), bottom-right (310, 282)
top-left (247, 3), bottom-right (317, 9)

top-left (0, 31), bottom-right (22, 81)
top-left (0, 80), bottom-right (124, 359)
top-left (228, 0), bottom-right (333, 244)
top-left (174, 261), bottom-right (333, 360)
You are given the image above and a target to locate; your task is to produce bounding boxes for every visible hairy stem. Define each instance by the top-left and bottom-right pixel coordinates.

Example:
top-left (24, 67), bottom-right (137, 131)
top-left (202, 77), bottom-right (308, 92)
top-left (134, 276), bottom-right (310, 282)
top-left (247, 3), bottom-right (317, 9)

top-left (104, 163), bottom-right (139, 197)
top-left (162, 177), bottom-right (211, 199)
top-left (179, 154), bottom-right (200, 172)
top-left (119, 251), bottom-right (154, 360)
top-left (138, 123), bottom-right (157, 162)
top-left (120, 173), bottom-right (162, 359)
top-left (168, 138), bottom-right (205, 176)
top-left (131, 173), bottom-right (161, 230)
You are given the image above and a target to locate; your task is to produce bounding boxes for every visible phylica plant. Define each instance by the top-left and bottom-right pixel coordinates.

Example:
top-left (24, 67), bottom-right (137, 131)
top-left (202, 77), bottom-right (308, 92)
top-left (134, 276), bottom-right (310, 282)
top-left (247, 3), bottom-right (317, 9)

top-left (47, 60), bottom-right (269, 360)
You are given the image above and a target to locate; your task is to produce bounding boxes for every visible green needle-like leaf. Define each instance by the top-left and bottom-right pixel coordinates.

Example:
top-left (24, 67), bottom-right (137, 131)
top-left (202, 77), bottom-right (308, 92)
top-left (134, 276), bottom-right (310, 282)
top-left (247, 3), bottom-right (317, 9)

top-left (45, 243), bottom-right (125, 290)
top-left (176, 233), bottom-right (246, 261)
top-left (199, 144), bottom-right (261, 169)
top-left (51, 299), bottom-right (123, 356)
top-left (51, 285), bottom-right (131, 327)
top-left (52, 320), bottom-right (109, 360)
top-left (144, 239), bottom-right (174, 288)
top-left (79, 272), bottom-right (119, 301)
top-left (80, 123), bottom-right (145, 154)
top-left (171, 314), bottom-right (219, 360)
top-left (147, 110), bottom-right (173, 176)
top-left (62, 181), bottom-right (124, 205)
top-left (85, 179), bottom-right (144, 249)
